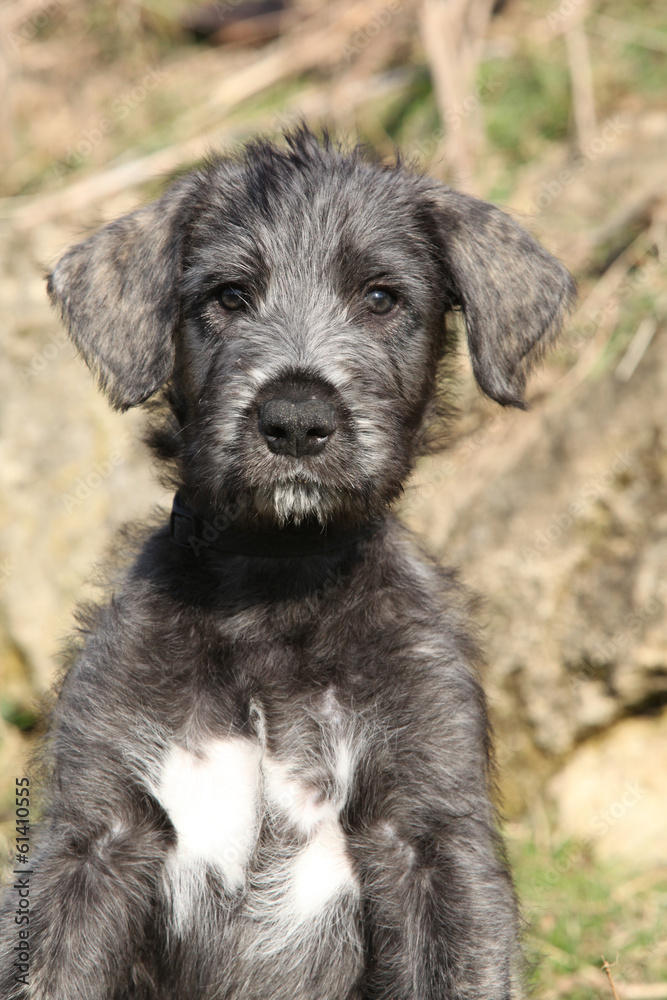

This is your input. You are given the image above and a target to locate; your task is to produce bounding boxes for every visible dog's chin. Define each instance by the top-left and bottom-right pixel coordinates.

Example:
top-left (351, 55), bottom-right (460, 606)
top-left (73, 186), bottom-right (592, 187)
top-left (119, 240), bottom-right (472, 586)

top-left (189, 474), bottom-right (396, 531)
top-left (252, 481), bottom-right (344, 527)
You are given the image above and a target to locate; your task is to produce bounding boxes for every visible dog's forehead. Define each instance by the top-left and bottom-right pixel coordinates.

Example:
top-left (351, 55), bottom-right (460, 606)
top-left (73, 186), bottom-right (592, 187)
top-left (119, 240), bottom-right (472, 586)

top-left (187, 152), bottom-right (435, 278)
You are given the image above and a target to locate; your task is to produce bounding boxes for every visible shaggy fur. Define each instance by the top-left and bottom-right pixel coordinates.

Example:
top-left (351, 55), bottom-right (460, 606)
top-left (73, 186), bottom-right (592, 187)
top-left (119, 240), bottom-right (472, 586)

top-left (0, 128), bottom-right (575, 1000)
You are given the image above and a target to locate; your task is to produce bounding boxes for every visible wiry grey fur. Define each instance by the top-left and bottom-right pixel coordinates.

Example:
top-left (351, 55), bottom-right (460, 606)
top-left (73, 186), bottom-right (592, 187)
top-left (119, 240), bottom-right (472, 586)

top-left (1, 128), bottom-right (575, 1000)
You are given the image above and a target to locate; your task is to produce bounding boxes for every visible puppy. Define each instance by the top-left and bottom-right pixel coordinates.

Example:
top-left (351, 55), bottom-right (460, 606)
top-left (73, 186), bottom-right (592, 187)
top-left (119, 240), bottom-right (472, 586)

top-left (1, 129), bottom-right (574, 1000)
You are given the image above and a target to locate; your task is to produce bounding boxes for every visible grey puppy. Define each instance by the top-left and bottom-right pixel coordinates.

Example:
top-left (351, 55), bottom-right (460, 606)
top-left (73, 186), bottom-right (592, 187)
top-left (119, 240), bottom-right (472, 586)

top-left (1, 128), bottom-right (574, 1000)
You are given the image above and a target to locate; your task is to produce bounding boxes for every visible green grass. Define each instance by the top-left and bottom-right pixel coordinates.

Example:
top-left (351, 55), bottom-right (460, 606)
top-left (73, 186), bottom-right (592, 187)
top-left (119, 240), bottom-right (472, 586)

top-left (511, 829), bottom-right (667, 998)
top-left (380, 68), bottom-right (439, 147)
top-left (0, 699), bottom-right (38, 733)
top-left (481, 50), bottom-right (572, 165)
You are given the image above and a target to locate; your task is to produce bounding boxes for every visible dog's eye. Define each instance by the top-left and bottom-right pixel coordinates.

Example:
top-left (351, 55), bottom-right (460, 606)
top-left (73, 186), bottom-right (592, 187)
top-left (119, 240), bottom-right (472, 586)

top-left (218, 286), bottom-right (248, 311)
top-left (365, 288), bottom-right (396, 315)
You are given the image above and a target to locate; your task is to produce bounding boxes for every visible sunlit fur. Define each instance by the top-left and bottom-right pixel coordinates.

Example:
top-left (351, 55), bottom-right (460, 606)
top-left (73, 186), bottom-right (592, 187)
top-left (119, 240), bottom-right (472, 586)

top-left (0, 129), bottom-right (575, 1000)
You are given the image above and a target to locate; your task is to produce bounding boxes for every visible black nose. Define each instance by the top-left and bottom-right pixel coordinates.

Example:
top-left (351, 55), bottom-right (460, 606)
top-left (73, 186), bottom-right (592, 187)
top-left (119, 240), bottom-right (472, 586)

top-left (258, 397), bottom-right (336, 457)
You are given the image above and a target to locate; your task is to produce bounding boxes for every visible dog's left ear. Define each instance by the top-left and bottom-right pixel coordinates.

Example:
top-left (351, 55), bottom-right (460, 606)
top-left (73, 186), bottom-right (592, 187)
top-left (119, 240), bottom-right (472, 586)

top-left (47, 174), bottom-right (200, 411)
top-left (433, 189), bottom-right (576, 408)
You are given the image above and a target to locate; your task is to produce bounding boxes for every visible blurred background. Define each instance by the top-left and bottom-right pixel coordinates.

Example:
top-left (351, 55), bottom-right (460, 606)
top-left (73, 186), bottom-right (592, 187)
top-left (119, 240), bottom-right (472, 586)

top-left (1, 0), bottom-right (666, 995)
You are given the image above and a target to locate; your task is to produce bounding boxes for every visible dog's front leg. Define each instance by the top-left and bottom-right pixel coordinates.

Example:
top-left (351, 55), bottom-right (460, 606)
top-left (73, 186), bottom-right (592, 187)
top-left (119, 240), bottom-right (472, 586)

top-left (0, 813), bottom-right (166, 1000)
top-left (354, 808), bottom-right (520, 999)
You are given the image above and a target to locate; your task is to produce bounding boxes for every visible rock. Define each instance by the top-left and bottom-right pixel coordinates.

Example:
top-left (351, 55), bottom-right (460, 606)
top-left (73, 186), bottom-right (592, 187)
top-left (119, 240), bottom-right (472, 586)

top-left (403, 323), bottom-right (667, 812)
top-left (547, 710), bottom-right (667, 864)
top-left (0, 226), bottom-right (168, 694)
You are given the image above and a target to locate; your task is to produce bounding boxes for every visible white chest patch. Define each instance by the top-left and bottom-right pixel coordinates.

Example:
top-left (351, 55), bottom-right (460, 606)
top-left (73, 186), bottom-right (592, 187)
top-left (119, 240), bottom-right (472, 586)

top-left (290, 821), bottom-right (355, 919)
top-left (155, 737), bottom-right (261, 888)
top-left (153, 694), bottom-right (361, 932)
top-left (260, 742), bottom-right (357, 923)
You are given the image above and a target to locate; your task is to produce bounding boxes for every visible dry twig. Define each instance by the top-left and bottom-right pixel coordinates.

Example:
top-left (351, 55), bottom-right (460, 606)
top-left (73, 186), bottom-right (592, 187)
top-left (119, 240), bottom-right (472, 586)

top-left (0, 0), bottom-right (402, 230)
top-left (602, 956), bottom-right (622, 1000)
top-left (564, 11), bottom-right (597, 151)
top-left (418, 0), bottom-right (495, 185)
top-left (615, 317), bottom-right (658, 382)
top-left (0, 67), bottom-right (413, 231)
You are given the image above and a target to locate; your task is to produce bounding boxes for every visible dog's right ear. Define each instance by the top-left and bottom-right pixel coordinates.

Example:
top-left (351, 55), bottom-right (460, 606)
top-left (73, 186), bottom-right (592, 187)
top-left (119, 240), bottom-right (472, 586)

top-left (47, 174), bottom-right (200, 411)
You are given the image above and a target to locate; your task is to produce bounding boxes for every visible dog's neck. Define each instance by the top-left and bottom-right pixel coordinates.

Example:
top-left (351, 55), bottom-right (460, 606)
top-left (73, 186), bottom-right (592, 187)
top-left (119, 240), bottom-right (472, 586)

top-left (169, 493), bottom-right (383, 559)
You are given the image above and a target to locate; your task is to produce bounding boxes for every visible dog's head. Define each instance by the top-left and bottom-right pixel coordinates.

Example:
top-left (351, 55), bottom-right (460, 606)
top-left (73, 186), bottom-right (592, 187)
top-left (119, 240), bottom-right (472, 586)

top-left (48, 128), bottom-right (575, 529)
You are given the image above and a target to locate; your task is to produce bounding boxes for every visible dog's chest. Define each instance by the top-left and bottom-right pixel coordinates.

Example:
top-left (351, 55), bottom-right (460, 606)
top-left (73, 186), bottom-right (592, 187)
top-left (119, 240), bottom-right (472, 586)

top-left (152, 688), bottom-right (360, 930)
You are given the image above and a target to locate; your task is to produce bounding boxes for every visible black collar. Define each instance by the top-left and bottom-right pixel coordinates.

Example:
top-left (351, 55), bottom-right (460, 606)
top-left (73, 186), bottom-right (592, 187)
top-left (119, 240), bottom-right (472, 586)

top-left (170, 494), bottom-right (382, 558)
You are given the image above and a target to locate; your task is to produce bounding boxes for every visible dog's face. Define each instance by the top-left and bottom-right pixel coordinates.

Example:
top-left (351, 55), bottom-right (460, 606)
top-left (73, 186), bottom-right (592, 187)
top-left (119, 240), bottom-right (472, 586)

top-left (174, 149), bottom-right (449, 527)
top-left (48, 130), bottom-right (575, 528)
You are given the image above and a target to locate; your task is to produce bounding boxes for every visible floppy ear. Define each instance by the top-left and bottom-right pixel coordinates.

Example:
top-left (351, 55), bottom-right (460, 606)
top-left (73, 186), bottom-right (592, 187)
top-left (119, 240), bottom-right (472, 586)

top-left (47, 174), bottom-right (200, 410)
top-left (433, 189), bottom-right (576, 408)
